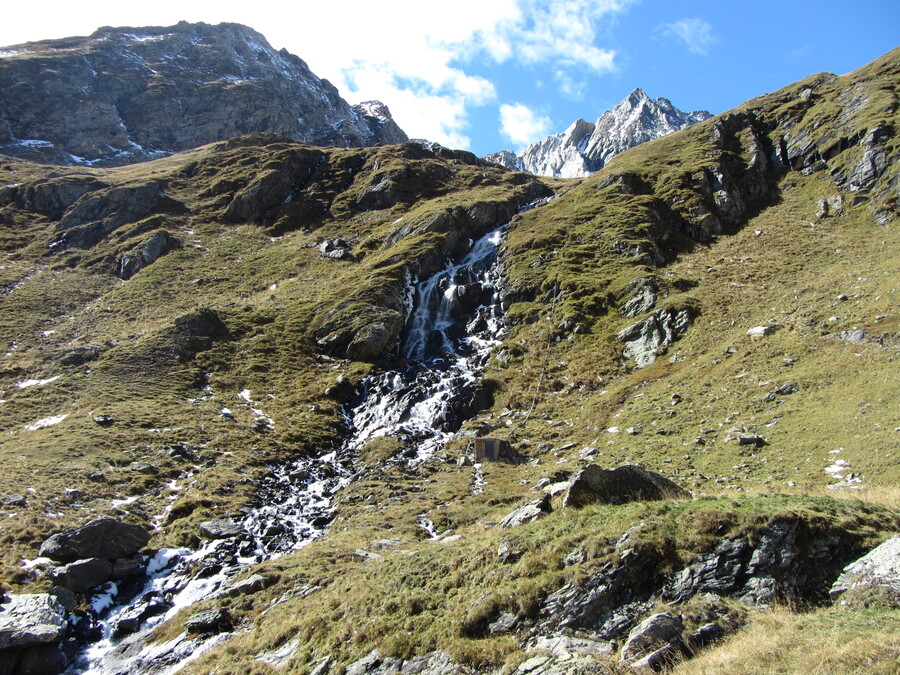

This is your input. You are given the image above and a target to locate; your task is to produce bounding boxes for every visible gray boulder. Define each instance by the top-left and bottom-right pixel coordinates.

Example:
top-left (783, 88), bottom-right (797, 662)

top-left (184, 608), bottom-right (232, 634)
top-left (621, 278), bottom-right (658, 318)
top-left (830, 535), bottom-right (900, 600)
top-left (617, 308), bottom-right (692, 368)
top-left (562, 465), bottom-right (689, 509)
top-left (198, 519), bottom-right (245, 540)
top-left (0, 594), bottom-right (67, 650)
top-left (38, 518), bottom-right (151, 563)
top-left (116, 230), bottom-right (181, 280)
top-left (499, 495), bottom-right (552, 529)
top-left (620, 612), bottom-right (685, 664)
top-left (49, 557), bottom-right (113, 594)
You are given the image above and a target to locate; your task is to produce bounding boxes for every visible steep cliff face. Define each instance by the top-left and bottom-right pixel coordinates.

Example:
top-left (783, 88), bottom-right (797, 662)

top-left (0, 21), bottom-right (407, 166)
top-left (486, 88), bottom-right (710, 177)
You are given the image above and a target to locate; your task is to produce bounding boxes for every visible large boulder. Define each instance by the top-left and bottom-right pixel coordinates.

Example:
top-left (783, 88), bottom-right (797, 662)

top-left (49, 557), bottom-right (113, 594)
top-left (562, 465), bottom-right (690, 509)
top-left (38, 517), bottom-right (151, 563)
top-left (620, 612), bottom-right (686, 666)
top-left (830, 535), bottom-right (900, 600)
top-left (0, 594), bottom-right (67, 651)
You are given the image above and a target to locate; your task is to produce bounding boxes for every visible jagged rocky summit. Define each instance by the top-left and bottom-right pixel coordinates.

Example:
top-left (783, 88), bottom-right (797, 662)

top-left (0, 21), bottom-right (407, 166)
top-left (486, 88), bottom-right (711, 178)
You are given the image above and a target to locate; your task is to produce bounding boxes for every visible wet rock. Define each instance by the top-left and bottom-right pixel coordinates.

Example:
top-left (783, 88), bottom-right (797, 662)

top-left (499, 494), bottom-right (551, 529)
top-left (111, 555), bottom-right (146, 580)
top-left (0, 594), bottom-right (67, 650)
top-left (199, 519), bottom-right (244, 540)
top-left (562, 465), bottom-right (689, 508)
top-left (111, 595), bottom-right (171, 637)
top-left (16, 642), bottom-right (68, 675)
top-left (617, 308), bottom-right (692, 368)
top-left (184, 608), bottom-right (232, 634)
top-left (620, 612), bottom-right (685, 664)
top-left (116, 230), bottom-right (181, 280)
top-left (49, 557), bottom-right (113, 594)
top-left (830, 535), bottom-right (900, 600)
top-left (39, 517), bottom-right (151, 563)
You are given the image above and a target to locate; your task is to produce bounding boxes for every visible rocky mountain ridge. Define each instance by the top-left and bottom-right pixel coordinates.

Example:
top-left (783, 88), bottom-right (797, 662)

top-left (0, 21), bottom-right (407, 166)
top-left (485, 88), bottom-right (710, 177)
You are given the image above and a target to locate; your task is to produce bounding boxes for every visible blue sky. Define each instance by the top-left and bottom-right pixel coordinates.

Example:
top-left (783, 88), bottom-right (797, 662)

top-left (2, 1), bottom-right (898, 155)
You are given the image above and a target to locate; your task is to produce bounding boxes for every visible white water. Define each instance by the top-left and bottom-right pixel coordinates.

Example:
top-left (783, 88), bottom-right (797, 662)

top-left (70, 225), bottom-right (509, 673)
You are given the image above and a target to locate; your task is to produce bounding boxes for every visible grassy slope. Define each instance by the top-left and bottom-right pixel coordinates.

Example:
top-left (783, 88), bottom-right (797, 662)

top-left (0, 49), bottom-right (896, 674)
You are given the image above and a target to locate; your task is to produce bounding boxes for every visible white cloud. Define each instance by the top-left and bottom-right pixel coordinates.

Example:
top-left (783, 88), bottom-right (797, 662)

top-left (499, 103), bottom-right (553, 148)
top-left (660, 18), bottom-right (715, 56)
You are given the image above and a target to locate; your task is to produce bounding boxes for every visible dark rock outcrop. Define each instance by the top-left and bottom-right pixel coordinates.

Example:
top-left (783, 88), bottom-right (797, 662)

top-left (0, 22), bottom-right (407, 166)
top-left (116, 230), bottom-right (181, 279)
top-left (38, 517), bottom-right (151, 563)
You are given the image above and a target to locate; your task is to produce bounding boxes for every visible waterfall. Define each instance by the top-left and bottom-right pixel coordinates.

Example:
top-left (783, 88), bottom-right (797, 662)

top-left (347, 226), bottom-right (506, 462)
top-left (68, 225), bottom-right (508, 673)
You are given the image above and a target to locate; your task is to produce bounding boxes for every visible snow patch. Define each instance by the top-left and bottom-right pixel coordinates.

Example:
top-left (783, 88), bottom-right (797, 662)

top-left (24, 414), bottom-right (67, 430)
top-left (17, 376), bottom-right (60, 389)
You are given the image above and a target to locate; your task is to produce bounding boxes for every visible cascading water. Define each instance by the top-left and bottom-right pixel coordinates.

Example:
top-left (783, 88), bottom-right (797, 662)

top-left (67, 224), bottom-right (509, 674)
top-left (347, 226), bottom-right (507, 462)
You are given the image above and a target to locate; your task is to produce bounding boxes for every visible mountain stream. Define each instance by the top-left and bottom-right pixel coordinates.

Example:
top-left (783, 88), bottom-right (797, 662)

top-left (69, 225), bottom-right (509, 673)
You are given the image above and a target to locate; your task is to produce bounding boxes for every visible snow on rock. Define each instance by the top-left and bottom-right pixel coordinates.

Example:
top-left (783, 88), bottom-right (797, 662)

top-left (485, 88), bottom-right (711, 178)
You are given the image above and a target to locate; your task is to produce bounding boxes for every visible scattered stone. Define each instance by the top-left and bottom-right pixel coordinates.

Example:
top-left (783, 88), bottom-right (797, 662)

top-left (824, 329), bottom-right (868, 344)
top-left (92, 415), bottom-right (114, 427)
top-left (499, 494), bottom-right (552, 529)
top-left (50, 557), bottom-right (113, 594)
top-left (725, 430), bottom-right (767, 446)
top-left (353, 549), bottom-right (383, 561)
top-left (198, 519), bottom-right (245, 540)
top-left (39, 518), bottom-right (152, 563)
top-left (0, 594), bottom-right (67, 650)
top-left (184, 608), bottom-right (232, 634)
top-left (830, 535), bottom-right (900, 600)
top-left (747, 324), bottom-right (782, 338)
top-left (2, 495), bottom-right (27, 507)
top-left (762, 383), bottom-right (800, 402)
top-left (562, 465), bottom-right (690, 508)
